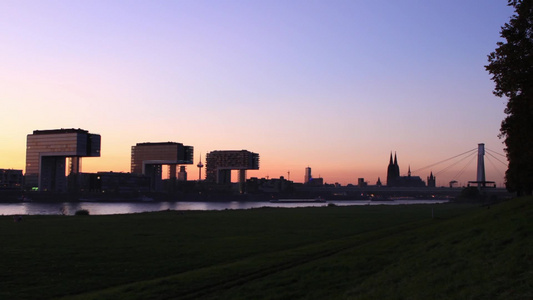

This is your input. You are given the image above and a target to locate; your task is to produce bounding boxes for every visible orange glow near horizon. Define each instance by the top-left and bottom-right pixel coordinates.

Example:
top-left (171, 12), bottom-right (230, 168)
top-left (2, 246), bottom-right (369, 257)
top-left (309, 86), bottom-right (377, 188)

top-left (0, 1), bottom-right (512, 188)
top-left (0, 137), bottom-right (507, 187)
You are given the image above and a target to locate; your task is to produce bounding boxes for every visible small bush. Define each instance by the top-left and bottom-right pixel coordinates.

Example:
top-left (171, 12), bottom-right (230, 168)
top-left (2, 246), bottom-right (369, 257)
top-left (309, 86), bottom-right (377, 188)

top-left (75, 209), bottom-right (90, 216)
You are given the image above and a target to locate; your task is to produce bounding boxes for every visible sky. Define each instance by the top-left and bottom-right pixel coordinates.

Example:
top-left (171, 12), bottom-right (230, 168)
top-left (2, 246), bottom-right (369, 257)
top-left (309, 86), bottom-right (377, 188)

top-left (0, 0), bottom-right (514, 187)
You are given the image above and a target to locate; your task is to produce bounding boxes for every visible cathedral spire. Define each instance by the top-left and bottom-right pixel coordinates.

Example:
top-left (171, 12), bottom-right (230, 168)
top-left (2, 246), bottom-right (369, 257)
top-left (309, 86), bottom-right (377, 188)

top-left (387, 152), bottom-right (400, 186)
top-left (394, 152), bottom-right (400, 178)
top-left (427, 171), bottom-right (436, 187)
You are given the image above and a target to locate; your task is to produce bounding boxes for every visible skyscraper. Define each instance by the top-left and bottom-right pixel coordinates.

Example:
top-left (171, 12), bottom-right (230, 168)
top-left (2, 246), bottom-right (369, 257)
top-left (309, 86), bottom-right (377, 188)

top-left (205, 150), bottom-right (259, 193)
top-left (131, 142), bottom-right (193, 191)
top-left (304, 167), bottom-right (312, 184)
top-left (25, 128), bottom-right (101, 192)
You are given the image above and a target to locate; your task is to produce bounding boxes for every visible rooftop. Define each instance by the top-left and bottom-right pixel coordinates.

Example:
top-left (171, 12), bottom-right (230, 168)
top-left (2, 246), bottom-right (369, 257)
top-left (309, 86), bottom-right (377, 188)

top-left (32, 128), bottom-right (91, 135)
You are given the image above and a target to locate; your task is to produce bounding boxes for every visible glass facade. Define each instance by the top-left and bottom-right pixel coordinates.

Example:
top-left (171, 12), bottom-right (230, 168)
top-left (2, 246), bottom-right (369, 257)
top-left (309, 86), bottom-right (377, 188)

top-left (130, 142), bottom-right (194, 191)
top-left (25, 129), bottom-right (101, 191)
top-left (131, 142), bottom-right (194, 174)
top-left (205, 150), bottom-right (260, 183)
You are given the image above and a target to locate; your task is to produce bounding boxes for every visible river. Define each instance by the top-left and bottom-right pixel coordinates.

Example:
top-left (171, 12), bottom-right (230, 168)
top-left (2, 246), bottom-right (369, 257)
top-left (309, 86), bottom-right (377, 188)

top-left (0, 199), bottom-right (449, 216)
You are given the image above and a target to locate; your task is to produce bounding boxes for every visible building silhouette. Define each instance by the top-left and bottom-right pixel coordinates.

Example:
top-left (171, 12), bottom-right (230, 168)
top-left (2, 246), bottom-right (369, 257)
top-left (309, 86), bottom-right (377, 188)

top-left (131, 142), bottom-right (193, 191)
top-left (386, 152), bottom-right (425, 187)
top-left (25, 129), bottom-right (101, 192)
top-left (303, 166), bottom-right (323, 186)
top-left (246, 176), bottom-right (293, 194)
top-left (78, 172), bottom-right (151, 194)
top-left (358, 178), bottom-right (368, 187)
top-left (178, 166), bottom-right (187, 181)
top-left (0, 169), bottom-right (23, 190)
top-left (205, 150), bottom-right (259, 193)
top-left (304, 167), bottom-right (312, 184)
top-left (427, 172), bottom-right (436, 187)
top-left (387, 152), bottom-right (400, 186)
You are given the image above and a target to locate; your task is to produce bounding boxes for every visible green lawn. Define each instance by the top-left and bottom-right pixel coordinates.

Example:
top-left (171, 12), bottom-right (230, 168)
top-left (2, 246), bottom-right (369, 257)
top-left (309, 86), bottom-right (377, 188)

top-left (1, 199), bottom-right (530, 299)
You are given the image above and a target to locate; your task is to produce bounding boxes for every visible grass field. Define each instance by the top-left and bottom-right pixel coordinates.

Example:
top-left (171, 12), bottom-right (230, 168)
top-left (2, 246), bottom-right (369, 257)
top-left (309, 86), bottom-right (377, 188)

top-left (1, 198), bottom-right (531, 299)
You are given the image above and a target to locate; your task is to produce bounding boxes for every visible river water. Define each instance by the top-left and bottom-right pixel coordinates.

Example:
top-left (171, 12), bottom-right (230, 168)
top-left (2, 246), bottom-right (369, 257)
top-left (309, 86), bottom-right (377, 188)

top-left (0, 199), bottom-right (448, 216)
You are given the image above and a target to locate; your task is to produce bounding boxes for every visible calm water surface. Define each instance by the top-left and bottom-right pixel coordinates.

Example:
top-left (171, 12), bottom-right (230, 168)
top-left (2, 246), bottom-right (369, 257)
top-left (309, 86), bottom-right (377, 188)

top-left (0, 199), bottom-right (448, 216)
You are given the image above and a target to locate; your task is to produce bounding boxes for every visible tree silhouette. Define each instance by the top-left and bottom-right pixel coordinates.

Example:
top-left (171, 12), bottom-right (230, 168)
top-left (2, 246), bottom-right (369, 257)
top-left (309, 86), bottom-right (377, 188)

top-left (486, 0), bottom-right (533, 196)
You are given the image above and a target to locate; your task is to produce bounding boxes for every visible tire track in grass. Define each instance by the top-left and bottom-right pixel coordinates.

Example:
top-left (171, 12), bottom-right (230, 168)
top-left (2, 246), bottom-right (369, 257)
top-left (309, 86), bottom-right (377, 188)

top-left (63, 218), bottom-right (438, 300)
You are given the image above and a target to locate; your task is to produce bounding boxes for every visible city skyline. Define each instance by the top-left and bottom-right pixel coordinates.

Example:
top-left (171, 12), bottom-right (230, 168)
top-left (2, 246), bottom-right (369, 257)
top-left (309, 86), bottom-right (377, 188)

top-left (0, 1), bottom-right (512, 186)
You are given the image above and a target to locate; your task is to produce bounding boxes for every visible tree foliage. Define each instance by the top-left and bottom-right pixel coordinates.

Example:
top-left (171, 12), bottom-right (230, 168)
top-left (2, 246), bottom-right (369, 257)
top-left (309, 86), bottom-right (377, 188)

top-left (486, 0), bottom-right (533, 195)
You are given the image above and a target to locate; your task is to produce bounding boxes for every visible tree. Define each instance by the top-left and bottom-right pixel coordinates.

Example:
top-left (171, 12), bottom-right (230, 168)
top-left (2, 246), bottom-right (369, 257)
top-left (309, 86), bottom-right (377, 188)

top-left (486, 0), bottom-right (533, 196)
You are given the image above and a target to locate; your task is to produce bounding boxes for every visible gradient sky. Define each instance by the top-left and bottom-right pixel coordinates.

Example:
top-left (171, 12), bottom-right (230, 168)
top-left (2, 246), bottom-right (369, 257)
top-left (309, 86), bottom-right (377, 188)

top-left (0, 1), bottom-right (513, 186)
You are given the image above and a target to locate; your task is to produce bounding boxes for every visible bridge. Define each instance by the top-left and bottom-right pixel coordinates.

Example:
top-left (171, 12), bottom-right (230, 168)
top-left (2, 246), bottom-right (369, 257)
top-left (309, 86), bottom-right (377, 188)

top-left (410, 143), bottom-right (508, 189)
top-left (296, 143), bottom-right (511, 200)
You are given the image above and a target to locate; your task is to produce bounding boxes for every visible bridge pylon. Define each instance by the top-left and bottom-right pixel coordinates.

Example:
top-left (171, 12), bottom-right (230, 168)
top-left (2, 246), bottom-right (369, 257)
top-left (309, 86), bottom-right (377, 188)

top-left (468, 143), bottom-right (496, 188)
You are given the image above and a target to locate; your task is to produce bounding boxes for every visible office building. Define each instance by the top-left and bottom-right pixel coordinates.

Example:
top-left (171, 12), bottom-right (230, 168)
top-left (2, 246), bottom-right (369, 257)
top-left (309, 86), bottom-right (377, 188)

top-left (25, 129), bottom-right (101, 192)
top-left (131, 142), bottom-right (193, 191)
top-left (304, 167), bottom-right (312, 184)
top-left (205, 150), bottom-right (259, 193)
top-left (0, 169), bottom-right (23, 189)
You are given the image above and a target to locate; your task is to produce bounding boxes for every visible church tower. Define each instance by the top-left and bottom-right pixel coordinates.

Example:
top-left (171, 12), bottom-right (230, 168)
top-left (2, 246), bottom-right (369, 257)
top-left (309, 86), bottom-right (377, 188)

top-left (394, 152), bottom-right (400, 178)
top-left (427, 172), bottom-right (436, 187)
top-left (387, 152), bottom-right (401, 186)
top-left (387, 153), bottom-right (394, 185)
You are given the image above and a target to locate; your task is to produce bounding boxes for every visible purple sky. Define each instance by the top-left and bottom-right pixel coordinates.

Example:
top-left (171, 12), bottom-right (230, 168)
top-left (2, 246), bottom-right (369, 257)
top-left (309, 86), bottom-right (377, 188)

top-left (0, 1), bottom-right (513, 186)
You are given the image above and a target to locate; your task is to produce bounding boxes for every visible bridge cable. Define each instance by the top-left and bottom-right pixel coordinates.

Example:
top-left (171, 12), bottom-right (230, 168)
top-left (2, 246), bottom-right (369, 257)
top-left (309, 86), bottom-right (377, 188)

top-left (412, 148), bottom-right (477, 174)
top-left (485, 155), bottom-right (506, 179)
top-left (434, 151), bottom-right (477, 177)
top-left (485, 148), bottom-right (507, 158)
top-left (450, 154), bottom-right (477, 182)
top-left (485, 152), bottom-right (508, 167)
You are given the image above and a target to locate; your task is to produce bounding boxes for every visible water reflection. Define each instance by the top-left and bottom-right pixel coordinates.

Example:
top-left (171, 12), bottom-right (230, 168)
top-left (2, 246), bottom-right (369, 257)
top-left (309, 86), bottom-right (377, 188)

top-left (0, 199), bottom-right (448, 216)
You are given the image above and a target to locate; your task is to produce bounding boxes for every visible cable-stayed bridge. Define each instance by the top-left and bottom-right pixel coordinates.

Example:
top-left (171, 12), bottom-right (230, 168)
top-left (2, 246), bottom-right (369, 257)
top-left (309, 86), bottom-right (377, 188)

top-left (297, 143), bottom-right (511, 200)
top-left (411, 143), bottom-right (508, 188)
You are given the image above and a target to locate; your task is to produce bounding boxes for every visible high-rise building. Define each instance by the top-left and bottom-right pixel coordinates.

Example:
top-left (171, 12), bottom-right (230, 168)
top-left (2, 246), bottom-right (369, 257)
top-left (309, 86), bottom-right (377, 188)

top-left (304, 167), bottom-right (312, 184)
top-left (205, 150), bottom-right (259, 193)
top-left (131, 142), bottom-right (193, 191)
top-left (25, 129), bottom-right (101, 192)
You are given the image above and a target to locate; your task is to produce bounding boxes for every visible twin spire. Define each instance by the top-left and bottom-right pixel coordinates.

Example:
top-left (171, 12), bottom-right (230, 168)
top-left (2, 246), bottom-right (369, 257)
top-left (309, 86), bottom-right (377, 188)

top-left (387, 152), bottom-right (400, 185)
top-left (387, 152), bottom-right (435, 187)
top-left (389, 152), bottom-right (398, 165)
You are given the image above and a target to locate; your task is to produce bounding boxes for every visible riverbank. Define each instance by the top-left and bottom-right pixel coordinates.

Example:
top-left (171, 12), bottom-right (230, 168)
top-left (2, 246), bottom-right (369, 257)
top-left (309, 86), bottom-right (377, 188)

top-left (0, 190), bottom-right (275, 203)
top-left (0, 199), bottom-right (451, 216)
top-left (1, 185), bottom-right (513, 204)
top-left (1, 197), bottom-right (530, 299)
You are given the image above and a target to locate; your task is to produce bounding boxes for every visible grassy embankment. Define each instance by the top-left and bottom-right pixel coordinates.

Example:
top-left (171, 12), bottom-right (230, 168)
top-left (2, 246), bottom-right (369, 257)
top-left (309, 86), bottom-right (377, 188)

top-left (1, 198), bottom-right (531, 299)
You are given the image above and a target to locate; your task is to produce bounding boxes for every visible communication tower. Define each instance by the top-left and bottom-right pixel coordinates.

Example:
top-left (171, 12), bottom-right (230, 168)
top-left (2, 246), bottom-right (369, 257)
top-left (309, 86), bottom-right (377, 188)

top-left (197, 154), bottom-right (204, 181)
